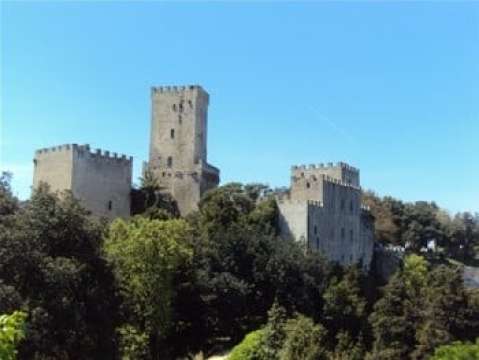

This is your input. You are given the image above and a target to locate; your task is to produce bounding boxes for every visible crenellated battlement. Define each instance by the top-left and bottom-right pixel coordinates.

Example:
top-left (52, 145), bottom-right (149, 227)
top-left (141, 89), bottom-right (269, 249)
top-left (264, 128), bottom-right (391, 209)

top-left (151, 85), bottom-right (204, 94)
top-left (35, 144), bottom-right (132, 165)
top-left (291, 161), bottom-right (359, 173)
top-left (291, 173), bottom-right (361, 190)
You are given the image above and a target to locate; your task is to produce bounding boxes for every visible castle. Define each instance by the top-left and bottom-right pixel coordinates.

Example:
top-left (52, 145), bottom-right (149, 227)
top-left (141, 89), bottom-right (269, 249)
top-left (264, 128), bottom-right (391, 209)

top-left (32, 84), bottom-right (374, 269)
top-left (277, 163), bottom-right (374, 269)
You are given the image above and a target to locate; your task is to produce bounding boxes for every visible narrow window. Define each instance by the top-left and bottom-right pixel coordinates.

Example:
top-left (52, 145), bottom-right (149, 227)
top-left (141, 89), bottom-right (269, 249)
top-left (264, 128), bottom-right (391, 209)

top-left (167, 156), bottom-right (173, 167)
top-left (350, 229), bottom-right (353, 242)
top-left (108, 201), bottom-right (112, 211)
top-left (178, 115), bottom-right (182, 124)
top-left (188, 100), bottom-right (193, 108)
top-left (340, 199), bottom-right (345, 211)
top-left (350, 200), bottom-right (354, 213)
top-left (170, 129), bottom-right (175, 139)
top-left (306, 182), bottom-right (311, 189)
top-left (179, 102), bottom-right (184, 112)
top-left (341, 227), bottom-right (345, 239)
top-left (172, 104), bottom-right (177, 112)
top-left (314, 225), bottom-right (317, 235)
top-left (316, 237), bottom-right (320, 249)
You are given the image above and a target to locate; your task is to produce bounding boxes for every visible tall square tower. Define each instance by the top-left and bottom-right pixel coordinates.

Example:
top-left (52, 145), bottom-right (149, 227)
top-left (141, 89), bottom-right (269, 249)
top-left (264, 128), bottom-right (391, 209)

top-left (147, 85), bottom-right (220, 215)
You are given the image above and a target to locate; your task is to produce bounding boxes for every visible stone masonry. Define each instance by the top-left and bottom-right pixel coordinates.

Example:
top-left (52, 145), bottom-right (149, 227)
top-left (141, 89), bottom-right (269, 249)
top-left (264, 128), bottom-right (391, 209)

top-left (33, 144), bottom-right (132, 219)
top-left (277, 162), bottom-right (375, 270)
top-left (146, 85), bottom-right (220, 215)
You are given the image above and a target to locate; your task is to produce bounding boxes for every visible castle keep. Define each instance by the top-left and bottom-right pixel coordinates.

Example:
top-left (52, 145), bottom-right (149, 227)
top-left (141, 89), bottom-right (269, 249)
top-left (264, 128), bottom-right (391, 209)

top-left (277, 162), bottom-right (374, 269)
top-left (33, 144), bottom-right (132, 219)
top-left (146, 85), bottom-right (220, 215)
top-left (31, 84), bottom-right (374, 269)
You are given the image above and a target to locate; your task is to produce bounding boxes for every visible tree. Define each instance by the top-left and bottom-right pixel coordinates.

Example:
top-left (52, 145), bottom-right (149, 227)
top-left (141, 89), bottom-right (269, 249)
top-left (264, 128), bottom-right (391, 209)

top-left (261, 301), bottom-right (287, 360)
top-left (329, 332), bottom-right (365, 360)
top-left (368, 274), bottom-right (417, 359)
top-left (130, 169), bottom-right (179, 220)
top-left (322, 266), bottom-right (367, 341)
top-left (0, 311), bottom-right (27, 360)
top-left (0, 172), bottom-right (18, 219)
top-left (0, 187), bottom-right (120, 359)
top-left (278, 315), bottom-right (328, 360)
top-left (104, 217), bottom-right (193, 359)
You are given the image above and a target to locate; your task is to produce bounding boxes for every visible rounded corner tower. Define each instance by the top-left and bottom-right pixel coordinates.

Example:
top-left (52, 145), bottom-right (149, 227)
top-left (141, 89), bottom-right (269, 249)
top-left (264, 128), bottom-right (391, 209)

top-left (147, 85), bottom-right (220, 215)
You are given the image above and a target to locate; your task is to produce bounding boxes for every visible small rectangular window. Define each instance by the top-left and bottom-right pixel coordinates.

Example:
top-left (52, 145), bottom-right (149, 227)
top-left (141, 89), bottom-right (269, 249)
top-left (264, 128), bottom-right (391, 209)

top-left (170, 129), bottom-right (175, 139)
top-left (341, 227), bottom-right (345, 239)
top-left (108, 201), bottom-right (112, 211)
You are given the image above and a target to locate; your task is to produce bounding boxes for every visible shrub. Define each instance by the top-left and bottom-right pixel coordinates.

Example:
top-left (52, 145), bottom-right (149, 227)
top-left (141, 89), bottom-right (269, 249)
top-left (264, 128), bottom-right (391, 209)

top-left (229, 329), bottom-right (267, 360)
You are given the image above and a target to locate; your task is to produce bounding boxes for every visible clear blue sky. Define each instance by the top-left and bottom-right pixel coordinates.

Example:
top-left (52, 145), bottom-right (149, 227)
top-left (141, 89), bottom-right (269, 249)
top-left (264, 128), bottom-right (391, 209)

top-left (1, 1), bottom-right (478, 214)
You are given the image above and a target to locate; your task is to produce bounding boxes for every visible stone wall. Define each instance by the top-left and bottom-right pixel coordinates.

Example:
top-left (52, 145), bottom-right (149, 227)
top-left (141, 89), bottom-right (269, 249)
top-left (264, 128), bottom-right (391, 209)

top-left (71, 145), bottom-right (132, 219)
top-left (33, 144), bottom-right (132, 220)
top-left (33, 145), bottom-right (74, 192)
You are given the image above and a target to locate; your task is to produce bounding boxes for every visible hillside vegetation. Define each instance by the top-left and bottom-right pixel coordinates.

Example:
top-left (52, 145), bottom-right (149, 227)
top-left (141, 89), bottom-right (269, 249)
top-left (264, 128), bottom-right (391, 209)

top-left (0, 172), bottom-right (478, 359)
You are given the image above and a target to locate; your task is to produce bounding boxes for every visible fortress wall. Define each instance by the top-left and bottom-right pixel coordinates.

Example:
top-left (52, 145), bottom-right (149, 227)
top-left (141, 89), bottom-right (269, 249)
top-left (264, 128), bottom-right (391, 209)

top-left (292, 162), bottom-right (360, 187)
top-left (72, 145), bottom-right (132, 219)
top-left (277, 201), bottom-right (309, 246)
top-left (33, 145), bottom-right (74, 194)
top-left (321, 180), bottom-right (363, 266)
top-left (360, 210), bottom-right (375, 269)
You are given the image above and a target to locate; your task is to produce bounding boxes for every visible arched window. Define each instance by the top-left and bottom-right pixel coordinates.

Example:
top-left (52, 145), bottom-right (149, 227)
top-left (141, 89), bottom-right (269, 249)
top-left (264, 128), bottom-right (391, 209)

top-left (167, 156), bottom-right (173, 168)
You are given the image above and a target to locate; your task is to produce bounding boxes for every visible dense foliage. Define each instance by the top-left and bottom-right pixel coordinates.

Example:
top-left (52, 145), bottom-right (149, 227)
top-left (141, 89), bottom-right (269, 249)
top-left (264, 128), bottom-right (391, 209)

top-left (430, 340), bottom-right (479, 360)
top-left (363, 191), bottom-right (479, 262)
top-left (0, 172), bottom-right (478, 359)
top-left (0, 311), bottom-right (27, 360)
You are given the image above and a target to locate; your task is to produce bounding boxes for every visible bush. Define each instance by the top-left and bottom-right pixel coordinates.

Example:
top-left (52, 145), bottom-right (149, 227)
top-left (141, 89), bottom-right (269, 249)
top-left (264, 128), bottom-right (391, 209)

top-left (229, 329), bottom-right (267, 360)
top-left (430, 340), bottom-right (479, 360)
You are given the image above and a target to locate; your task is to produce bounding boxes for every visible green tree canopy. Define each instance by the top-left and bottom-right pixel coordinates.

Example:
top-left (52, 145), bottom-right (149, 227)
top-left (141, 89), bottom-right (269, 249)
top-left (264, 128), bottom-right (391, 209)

top-left (104, 217), bottom-right (193, 359)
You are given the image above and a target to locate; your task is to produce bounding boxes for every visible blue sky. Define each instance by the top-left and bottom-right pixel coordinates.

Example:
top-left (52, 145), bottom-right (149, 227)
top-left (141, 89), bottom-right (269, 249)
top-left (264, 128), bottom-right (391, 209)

top-left (1, 1), bottom-right (478, 213)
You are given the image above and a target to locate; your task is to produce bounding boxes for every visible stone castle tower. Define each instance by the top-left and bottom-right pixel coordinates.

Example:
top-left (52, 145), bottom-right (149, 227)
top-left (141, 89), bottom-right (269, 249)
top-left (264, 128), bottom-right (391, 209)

top-left (147, 85), bottom-right (220, 215)
top-left (277, 162), bottom-right (374, 270)
top-left (33, 144), bottom-right (132, 219)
